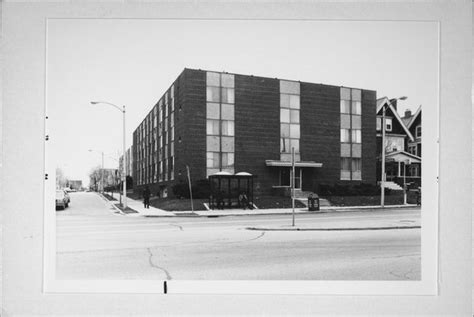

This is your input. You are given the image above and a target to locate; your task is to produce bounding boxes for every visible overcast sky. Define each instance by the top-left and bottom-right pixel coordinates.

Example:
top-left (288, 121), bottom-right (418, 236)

top-left (47, 19), bottom-right (438, 186)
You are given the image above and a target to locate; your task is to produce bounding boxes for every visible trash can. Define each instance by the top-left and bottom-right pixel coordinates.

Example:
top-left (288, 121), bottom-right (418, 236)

top-left (308, 194), bottom-right (320, 211)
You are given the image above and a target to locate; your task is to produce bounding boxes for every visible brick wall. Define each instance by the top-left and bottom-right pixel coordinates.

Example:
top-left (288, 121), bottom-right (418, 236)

top-left (361, 89), bottom-right (377, 185)
top-left (234, 74), bottom-right (280, 195)
top-left (132, 68), bottom-right (377, 197)
top-left (300, 83), bottom-right (341, 191)
top-left (180, 69), bottom-right (207, 184)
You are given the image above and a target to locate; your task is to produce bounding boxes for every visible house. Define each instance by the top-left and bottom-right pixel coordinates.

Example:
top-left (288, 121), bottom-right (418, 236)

top-left (376, 97), bottom-right (421, 190)
top-left (402, 106), bottom-right (422, 186)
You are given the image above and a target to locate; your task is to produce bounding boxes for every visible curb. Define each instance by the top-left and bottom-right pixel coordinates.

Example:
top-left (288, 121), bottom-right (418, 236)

top-left (246, 226), bottom-right (421, 231)
top-left (140, 207), bottom-right (418, 218)
top-left (97, 193), bottom-right (126, 215)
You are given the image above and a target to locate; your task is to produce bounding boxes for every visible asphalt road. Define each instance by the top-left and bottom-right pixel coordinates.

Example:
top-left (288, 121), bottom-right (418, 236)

top-left (56, 192), bottom-right (421, 280)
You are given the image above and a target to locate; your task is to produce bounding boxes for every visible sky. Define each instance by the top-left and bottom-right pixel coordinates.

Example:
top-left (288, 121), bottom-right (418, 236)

top-left (47, 19), bottom-right (438, 186)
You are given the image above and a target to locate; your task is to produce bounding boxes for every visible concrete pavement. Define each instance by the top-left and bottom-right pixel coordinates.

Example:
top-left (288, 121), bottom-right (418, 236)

top-left (104, 194), bottom-right (421, 231)
top-left (56, 193), bottom-right (421, 280)
top-left (108, 193), bottom-right (419, 217)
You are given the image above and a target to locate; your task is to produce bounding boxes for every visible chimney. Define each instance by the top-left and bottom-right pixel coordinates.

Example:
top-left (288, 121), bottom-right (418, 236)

top-left (404, 109), bottom-right (412, 118)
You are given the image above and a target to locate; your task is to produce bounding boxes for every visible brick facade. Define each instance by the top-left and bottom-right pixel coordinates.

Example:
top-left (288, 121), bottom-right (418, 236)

top-left (133, 68), bottom-right (377, 197)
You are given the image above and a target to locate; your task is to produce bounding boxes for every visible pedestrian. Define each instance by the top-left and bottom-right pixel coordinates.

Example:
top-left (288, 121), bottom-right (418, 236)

top-left (216, 190), bottom-right (224, 210)
top-left (143, 186), bottom-right (151, 209)
top-left (239, 192), bottom-right (248, 210)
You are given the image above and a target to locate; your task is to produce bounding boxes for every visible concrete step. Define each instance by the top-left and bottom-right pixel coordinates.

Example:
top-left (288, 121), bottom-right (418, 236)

top-left (295, 197), bottom-right (331, 207)
top-left (380, 181), bottom-right (403, 191)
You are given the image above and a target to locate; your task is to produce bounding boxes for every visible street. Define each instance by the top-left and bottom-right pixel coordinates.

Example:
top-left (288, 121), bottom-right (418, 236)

top-left (56, 192), bottom-right (421, 280)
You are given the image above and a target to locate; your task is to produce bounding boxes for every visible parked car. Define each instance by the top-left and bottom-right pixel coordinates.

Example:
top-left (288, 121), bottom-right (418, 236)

top-left (63, 189), bottom-right (71, 204)
top-left (56, 190), bottom-right (69, 210)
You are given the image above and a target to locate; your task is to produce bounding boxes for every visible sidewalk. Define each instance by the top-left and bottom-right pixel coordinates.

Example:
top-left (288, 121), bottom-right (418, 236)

top-left (246, 218), bottom-right (420, 231)
top-left (118, 196), bottom-right (419, 218)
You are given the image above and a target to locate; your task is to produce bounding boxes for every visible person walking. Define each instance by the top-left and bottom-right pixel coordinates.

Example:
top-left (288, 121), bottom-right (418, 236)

top-left (143, 186), bottom-right (151, 209)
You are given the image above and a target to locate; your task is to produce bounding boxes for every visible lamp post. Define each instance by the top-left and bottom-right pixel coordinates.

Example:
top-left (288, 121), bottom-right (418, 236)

top-left (88, 149), bottom-right (104, 193)
top-left (91, 101), bottom-right (127, 208)
top-left (381, 96), bottom-right (407, 207)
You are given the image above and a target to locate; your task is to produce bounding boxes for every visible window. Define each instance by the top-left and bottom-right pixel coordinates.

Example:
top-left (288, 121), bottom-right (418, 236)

top-left (207, 136), bottom-right (220, 152)
top-left (289, 95), bottom-right (300, 109)
top-left (351, 158), bottom-right (362, 180)
top-left (206, 87), bottom-right (220, 102)
top-left (207, 152), bottom-right (219, 168)
top-left (221, 88), bottom-right (234, 104)
top-left (281, 124), bottom-right (290, 137)
top-left (207, 120), bottom-right (220, 135)
top-left (280, 80), bottom-right (300, 94)
top-left (289, 124), bottom-right (300, 138)
top-left (207, 103), bottom-right (220, 119)
top-left (408, 145), bottom-right (417, 156)
top-left (221, 103), bottom-right (234, 120)
top-left (206, 72), bottom-right (220, 86)
top-left (290, 139), bottom-right (300, 153)
top-left (170, 157), bottom-right (174, 180)
top-left (281, 138), bottom-right (290, 153)
top-left (280, 109), bottom-right (290, 123)
top-left (221, 120), bottom-right (234, 136)
top-left (351, 129), bottom-right (361, 143)
top-left (222, 152), bottom-right (234, 168)
top-left (221, 74), bottom-right (234, 88)
top-left (280, 94), bottom-right (290, 108)
top-left (385, 118), bottom-right (393, 131)
top-left (341, 129), bottom-right (350, 143)
top-left (290, 110), bottom-right (299, 123)
top-left (340, 87), bottom-right (363, 180)
top-left (280, 80), bottom-right (300, 160)
top-left (416, 125), bottom-right (421, 138)
top-left (340, 158), bottom-right (351, 180)
top-left (206, 72), bottom-right (235, 175)
top-left (340, 100), bottom-right (351, 114)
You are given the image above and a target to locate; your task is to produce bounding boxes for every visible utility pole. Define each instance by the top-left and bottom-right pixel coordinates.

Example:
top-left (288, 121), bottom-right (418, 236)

top-left (291, 147), bottom-right (295, 227)
top-left (101, 151), bottom-right (104, 193)
top-left (186, 165), bottom-right (194, 212)
top-left (380, 105), bottom-right (386, 207)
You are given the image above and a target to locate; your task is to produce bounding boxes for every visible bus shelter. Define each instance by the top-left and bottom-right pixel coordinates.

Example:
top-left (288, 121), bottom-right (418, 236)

top-left (208, 172), bottom-right (255, 210)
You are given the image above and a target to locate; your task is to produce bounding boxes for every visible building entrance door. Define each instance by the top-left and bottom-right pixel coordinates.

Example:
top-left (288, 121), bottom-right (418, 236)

top-left (280, 168), bottom-right (301, 189)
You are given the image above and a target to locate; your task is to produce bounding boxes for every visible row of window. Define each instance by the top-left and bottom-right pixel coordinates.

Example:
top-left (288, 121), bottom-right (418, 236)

top-left (340, 87), bottom-right (362, 181)
top-left (280, 80), bottom-right (301, 162)
top-left (206, 72), bottom-right (235, 176)
top-left (207, 120), bottom-right (234, 136)
top-left (341, 129), bottom-right (361, 143)
top-left (340, 158), bottom-right (362, 181)
top-left (135, 85), bottom-right (175, 186)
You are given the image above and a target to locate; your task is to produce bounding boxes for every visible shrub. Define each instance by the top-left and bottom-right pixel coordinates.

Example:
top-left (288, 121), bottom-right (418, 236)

top-left (318, 183), bottom-right (391, 196)
top-left (172, 179), bottom-right (210, 199)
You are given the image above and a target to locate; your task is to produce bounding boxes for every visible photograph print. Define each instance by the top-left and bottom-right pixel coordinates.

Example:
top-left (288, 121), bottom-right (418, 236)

top-left (46, 19), bottom-right (437, 283)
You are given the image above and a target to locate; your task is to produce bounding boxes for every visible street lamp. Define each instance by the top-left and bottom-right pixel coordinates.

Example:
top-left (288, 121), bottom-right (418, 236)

top-left (88, 149), bottom-right (104, 193)
top-left (381, 96), bottom-right (407, 207)
top-left (91, 101), bottom-right (127, 208)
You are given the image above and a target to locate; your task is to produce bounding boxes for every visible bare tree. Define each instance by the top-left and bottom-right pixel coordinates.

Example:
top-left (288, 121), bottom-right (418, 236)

top-left (89, 165), bottom-right (102, 191)
top-left (56, 167), bottom-right (68, 189)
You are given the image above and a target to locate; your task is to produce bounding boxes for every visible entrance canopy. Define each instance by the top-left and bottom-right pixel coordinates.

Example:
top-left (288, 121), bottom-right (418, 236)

top-left (265, 160), bottom-right (323, 168)
top-left (384, 151), bottom-right (421, 164)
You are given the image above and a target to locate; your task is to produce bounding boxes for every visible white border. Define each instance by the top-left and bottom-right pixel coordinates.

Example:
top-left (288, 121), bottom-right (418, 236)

top-left (42, 18), bottom-right (439, 296)
top-left (2, 2), bottom-right (470, 315)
